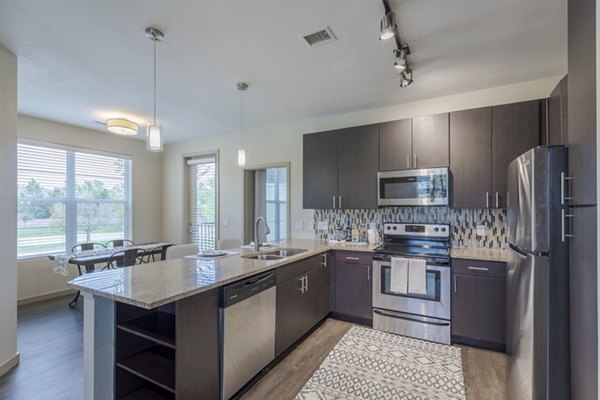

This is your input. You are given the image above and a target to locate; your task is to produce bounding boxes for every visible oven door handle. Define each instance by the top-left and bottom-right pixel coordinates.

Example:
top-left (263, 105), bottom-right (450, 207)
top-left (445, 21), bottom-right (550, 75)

top-left (373, 309), bottom-right (451, 327)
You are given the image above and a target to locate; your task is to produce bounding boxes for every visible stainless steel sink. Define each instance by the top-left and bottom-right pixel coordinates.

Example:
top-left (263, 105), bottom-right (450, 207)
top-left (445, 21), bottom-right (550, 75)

top-left (241, 248), bottom-right (308, 261)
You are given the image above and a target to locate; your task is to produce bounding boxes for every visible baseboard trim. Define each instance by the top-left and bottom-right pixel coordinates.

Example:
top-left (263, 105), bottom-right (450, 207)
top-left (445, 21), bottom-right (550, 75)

top-left (0, 353), bottom-right (20, 377)
top-left (17, 288), bottom-right (76, 306)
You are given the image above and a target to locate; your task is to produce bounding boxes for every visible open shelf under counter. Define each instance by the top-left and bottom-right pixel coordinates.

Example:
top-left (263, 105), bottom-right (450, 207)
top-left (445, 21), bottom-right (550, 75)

top-left (117, 348), bottom-right (176, 394)
top-left (120, 386), bottom-right (174, 400)
top-left (117, 311), bottom-right (176, 349)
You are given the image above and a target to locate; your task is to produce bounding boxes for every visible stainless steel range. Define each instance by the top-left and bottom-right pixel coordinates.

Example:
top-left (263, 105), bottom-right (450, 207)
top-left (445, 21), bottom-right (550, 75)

top-left (372, 223), bottom-right (451, 344)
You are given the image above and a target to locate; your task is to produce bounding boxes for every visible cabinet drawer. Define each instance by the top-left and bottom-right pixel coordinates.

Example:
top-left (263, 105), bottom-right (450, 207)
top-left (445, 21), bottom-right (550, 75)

top-left (452, 259), bottom-right (506, 279)
top-left (277, 254), bottom-right (324, 283)
top-left (334, 251), bottom-right (373, 265)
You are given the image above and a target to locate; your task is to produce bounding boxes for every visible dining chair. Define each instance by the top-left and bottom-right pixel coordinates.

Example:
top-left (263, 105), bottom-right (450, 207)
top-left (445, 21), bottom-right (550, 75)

top-left (106, 248), bottom-right (146, 269)
top-left (217, 238), bottom-right (242, 250)
top-left (71, 242), bottom-right (106, 253)
top-left (139, 243), bottom-right (173, 263)
top-left (165, 244), bottom-right (199, 260)
top-left (68, 242), bottom-right (106, 308)
top-left (105, 239), bottom-right (135, 248)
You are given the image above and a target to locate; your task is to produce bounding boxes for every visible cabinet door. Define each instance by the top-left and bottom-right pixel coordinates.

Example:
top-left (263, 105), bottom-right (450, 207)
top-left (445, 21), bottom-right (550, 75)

top-left (548, 81), bottom-right (564, 146)
top-left (569, 206), bottom-right (598, 400)
top-left (337, 125), bottom-right (379, 209)
top-left (275, 275), bottom-right (306, 356)
top-left (303, 131), bottom-right (338, 209)
top-left (451, 274), bottom-right (505, 345)
top-left (303, 266), bottom-right (324, 333)
top-left (412, 113), bottom-right (449, 169)
top-left (333, 262), bottom-right (372, 321)
top-left (568, 0), bottom-right (596, 206)
top-left (491, 100), bottom-right (541, 208)
top-left (320, 253), bottom-right (332, 320)
top-left (450, 107), bottom-right (492, 208)
top-left (379, 119), bottom-right (412, 171)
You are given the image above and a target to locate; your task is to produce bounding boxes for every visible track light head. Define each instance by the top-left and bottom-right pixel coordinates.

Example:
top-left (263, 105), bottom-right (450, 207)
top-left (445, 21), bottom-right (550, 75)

top-left (379, 12), bottom-right (396, 40)
top-left (393, 48), bottom-right (407, 72)
top-left (400, 68), bottom-right (413, 88)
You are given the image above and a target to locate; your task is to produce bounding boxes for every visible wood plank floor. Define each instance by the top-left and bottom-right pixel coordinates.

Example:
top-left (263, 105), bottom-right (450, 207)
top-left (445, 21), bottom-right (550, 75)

top-left (0, 298), bottom-right (507, 400)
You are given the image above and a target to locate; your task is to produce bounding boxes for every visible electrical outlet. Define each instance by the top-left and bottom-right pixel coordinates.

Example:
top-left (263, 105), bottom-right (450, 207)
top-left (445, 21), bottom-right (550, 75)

top-left (295, 221), bottom-right (303, 230)
top-left (476, 225), bottom-right (486, 236)
top-left (317, 221), bottom-right (328, 231)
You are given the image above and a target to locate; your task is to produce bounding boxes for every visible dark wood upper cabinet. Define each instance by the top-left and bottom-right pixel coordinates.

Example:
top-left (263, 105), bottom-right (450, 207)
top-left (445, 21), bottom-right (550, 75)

top-left (450, 107), bottom-right (492, 209)
top-left (491, 100), bottom-right (541, 208)
top-left (568, 0), bottom-right (596, 206)
top-left (303, 130), bottom-right (338, 209)
top-left (379, 119), bottom-right (412, 171)
top-left (548, 77), bottom-right (568, 146)
top-left (338, 125), bottom-right (379, 209)
top-left (412, 113), bottom-right (449, 169)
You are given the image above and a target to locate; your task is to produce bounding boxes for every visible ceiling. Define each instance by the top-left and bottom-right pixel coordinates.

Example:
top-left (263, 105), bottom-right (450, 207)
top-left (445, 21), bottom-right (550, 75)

top-left (0, 0), bottom-right (566, 143)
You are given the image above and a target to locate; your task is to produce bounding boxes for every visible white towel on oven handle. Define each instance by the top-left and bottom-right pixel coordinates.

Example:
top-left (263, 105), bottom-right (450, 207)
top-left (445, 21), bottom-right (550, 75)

top-left (390, 257), bottom-right (409, 294)
top-left (408, 258), bottom-right (427, 295)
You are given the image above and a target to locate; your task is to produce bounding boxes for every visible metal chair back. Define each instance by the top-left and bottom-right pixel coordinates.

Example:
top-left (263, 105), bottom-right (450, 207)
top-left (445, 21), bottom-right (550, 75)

top-left (72, 243), bottom-right (106, 253)
top-left (105, 239), bottom-right (135, 248)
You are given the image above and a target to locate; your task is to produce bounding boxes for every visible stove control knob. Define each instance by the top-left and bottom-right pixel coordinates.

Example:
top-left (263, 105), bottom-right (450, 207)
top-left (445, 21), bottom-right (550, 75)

top-left (386, 226), bottom-right (391, 230)
top-left (392, 226), bottom-right (397, 231)
top-left (434, 227), bottom-right (439, 232)
top-left (441, 227), bottom-right (446, 232)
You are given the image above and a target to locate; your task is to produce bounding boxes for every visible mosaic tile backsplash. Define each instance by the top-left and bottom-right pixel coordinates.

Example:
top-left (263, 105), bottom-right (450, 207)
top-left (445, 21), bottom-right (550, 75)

top-left (314, 207), bottom-right (507, 249)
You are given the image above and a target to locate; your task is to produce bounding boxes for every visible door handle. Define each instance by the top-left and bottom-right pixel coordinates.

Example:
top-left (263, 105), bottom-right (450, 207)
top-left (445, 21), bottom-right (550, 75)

top-left (468, 266), bottom-right (489, 272)
top-left (560, 172), bottom-right (573, 205)
top-left (453, 274), bottom-right (457, 293)
top-left (332, 196), bottom-right (336, 209)
top-left (373, 309), bottom-right (451, 326)
top-left (368, 266), bottom-right (371, 282)
top-left (345, 256), bottom-right (360, 261)
top-left (338, 196), bottom-right (342, 209)
top-left (495, 192), bottom-right (499, 208)
top-left (486, 192), bottom-right (490, 208)
top-left (561, 209), bottom-right (574, 242)
top-left (304, 275), bottom-right (308, 293)
top-left (321, 253), bottom-right (327, 268)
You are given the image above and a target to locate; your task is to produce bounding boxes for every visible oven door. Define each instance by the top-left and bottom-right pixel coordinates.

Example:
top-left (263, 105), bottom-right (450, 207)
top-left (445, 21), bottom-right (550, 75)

top-left (372, 259), bottom-right (451, 320)
top-left (377, 168), bottom-right (449, 206)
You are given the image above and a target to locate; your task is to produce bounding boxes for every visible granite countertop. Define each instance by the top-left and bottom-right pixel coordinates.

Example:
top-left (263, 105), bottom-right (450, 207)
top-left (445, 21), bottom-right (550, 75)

top-left (68, 239), bottom-right (377, 309)
top-left (450, 247), bottom-right (508, 262)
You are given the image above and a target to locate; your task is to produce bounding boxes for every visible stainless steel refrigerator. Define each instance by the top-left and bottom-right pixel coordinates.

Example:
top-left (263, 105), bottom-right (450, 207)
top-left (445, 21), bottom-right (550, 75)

top-left (506, 145), bottom-right (570, 400)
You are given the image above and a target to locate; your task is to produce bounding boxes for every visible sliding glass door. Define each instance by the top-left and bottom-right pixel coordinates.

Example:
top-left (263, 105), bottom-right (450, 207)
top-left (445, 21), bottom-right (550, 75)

top-left (188, 155), bottom-right (217, 250)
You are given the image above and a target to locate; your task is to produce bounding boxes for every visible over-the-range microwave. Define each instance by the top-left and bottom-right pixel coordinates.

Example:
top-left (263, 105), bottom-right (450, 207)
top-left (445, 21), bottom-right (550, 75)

top-left (377, 167), bottom-right (450, 206)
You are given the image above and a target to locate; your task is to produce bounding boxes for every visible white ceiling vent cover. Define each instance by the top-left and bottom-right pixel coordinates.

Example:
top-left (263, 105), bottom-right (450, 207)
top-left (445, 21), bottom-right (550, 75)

top-left (301, 26), bottom-right (337, 47)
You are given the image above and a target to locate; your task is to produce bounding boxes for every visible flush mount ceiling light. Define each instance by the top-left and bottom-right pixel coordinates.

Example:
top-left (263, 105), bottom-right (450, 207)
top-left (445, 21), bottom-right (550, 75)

top-left (379, 0), bottom-right (414, 87)
top-left (236, 82), bottom-right (248, 168)
top-left (106, 118), bottom-right (139, 136)
top-left (379, 12), bottom-right (396, 40)
top-left (145, 27), bottom-right (164, 152)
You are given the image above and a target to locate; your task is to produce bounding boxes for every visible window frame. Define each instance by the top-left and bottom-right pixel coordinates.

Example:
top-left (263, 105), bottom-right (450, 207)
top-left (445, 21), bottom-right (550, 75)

top-left (17, 139), bottom-right (133, 260)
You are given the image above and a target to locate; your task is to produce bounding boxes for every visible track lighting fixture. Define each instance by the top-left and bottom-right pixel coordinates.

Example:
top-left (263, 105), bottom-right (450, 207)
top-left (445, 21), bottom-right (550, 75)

top-left (399, 68), bottom-right (413, 88)
top-left (379, 12), bottom-right (396, 40)
top-left (379, 0), bottom-right (414, 87)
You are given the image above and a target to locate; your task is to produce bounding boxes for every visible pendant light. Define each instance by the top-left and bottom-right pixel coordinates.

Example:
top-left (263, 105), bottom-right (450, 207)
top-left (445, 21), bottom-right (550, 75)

top-left (236, 82), bottom-right (248, 167)
top-left (145, 27), bottom-right (164, 152)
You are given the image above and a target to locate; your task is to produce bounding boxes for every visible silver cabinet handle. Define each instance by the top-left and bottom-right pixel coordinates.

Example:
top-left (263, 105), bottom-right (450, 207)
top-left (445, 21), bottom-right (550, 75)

top-left (561, 209), bottom-right (574, 242)
top-left (486, 192), bottom-right (490, 208)
top-left (468, 266), bottom-right (489, 271)
top-left (322, 253), bottom-right (327, 268)
top-left (368, 266), bottom-right (371, 282)
top-left (560, 172), bottom-right (573, 205)
top-left (332, 196), bottom-right (335, 209)
top-left (453, 275), bottom-right (457, 293)
top-left (413, 154), bottom-right (417, 169)
top-left (299, 276), bottom-right (305, 293)
top-left (345, 256), bottom-right (360, 261)
top-left (495, 192), bottom-right (499, 208)
top-left (305, 275), bottom-right (308, 293)
top-left (406, 154), bottom-right (410, 169)
top-left (338, 196), bottom-right (342, 209)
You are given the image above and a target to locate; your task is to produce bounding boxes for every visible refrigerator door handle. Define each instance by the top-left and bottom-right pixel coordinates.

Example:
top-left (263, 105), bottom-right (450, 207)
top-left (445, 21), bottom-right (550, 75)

top-left (561, 209), bottom-right (574, 242)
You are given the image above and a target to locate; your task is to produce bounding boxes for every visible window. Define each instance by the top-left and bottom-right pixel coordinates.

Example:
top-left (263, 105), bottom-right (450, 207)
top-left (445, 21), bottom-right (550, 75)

top-left (188, 155), bottom-right (217, 250)
top-left (17, 142), bottom-right (132, 259)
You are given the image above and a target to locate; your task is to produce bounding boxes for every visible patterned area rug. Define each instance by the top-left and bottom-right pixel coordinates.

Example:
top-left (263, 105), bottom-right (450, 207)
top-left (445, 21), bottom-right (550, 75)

top-left (295, 326), bottom-right (466, 400)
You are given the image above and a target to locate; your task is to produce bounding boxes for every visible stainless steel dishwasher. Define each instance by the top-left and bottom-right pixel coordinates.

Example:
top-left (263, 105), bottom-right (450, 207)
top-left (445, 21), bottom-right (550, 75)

top-left (220, 271), bottom-right (276, 400)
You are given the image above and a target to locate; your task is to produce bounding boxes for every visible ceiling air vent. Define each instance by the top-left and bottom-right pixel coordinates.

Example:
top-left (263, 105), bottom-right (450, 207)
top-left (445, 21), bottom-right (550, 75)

top-left (301, 26), bottom-right (337, 47)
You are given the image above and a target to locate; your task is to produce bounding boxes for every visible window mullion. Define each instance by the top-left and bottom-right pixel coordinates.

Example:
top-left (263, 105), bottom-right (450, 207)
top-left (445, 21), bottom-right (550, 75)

top-left (65, 151), bottom-right (76, 251)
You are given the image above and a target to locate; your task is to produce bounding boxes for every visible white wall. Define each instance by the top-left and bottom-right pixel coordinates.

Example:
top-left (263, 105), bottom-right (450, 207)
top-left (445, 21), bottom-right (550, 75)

top-left (0, 45), bottom-right (18, 375)
top-left (162, 76), bottom-right (562, 245)
top-left (17, 115), bottom-right (163, 303)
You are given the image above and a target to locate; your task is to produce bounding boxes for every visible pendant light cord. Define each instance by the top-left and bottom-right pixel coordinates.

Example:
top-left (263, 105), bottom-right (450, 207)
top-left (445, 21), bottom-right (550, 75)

top-left (153, 38), bottom-right (157, 125)
top-left (240, 89), bottom-right (244, 146)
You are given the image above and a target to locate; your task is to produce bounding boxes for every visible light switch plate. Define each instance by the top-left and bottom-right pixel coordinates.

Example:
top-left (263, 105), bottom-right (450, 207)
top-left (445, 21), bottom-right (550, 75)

top-left (317, 221), bottom-right (328, 231)
top-left (476, 225), bottom-right (486, 236)
top-left (295, 221), bottom-right (303, 230)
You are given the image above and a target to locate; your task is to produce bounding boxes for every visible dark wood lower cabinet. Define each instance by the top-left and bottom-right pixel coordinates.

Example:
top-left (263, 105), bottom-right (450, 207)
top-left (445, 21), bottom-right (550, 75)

top-left (333, 256), bottom-right (373, 324)
top-left (114, 289), bottom-right (220, 400)
top-left (451, 260), bottom-right (506, 352)
top-left (320, 252), bottom-right (332, 320)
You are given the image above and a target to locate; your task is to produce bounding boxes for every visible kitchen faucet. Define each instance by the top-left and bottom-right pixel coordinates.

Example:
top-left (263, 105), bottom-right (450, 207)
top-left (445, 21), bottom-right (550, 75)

top-left (254, 217), bottom-right (271, 251)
